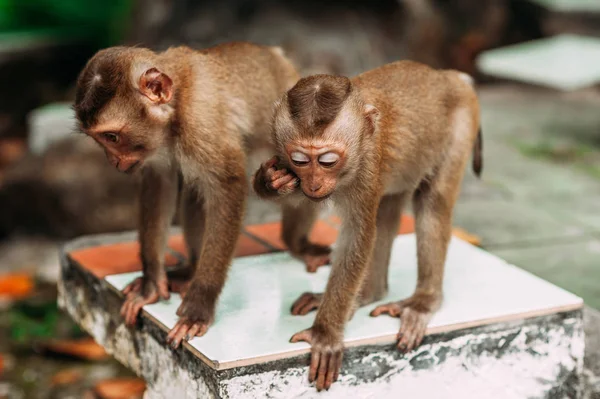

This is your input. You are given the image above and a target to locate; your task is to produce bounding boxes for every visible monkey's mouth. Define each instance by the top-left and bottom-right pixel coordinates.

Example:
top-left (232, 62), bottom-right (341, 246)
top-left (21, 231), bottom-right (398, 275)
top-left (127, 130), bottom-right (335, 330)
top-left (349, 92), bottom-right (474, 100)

top-left (306, 193), bottom-right (332, 202)
top-left (123, 161), bottom-right (141, 175)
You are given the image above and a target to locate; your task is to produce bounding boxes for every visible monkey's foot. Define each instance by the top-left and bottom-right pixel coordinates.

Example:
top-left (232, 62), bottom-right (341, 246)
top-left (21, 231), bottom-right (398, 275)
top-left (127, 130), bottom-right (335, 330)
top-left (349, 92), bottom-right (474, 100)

top-left (166, 318), bottom-right (209, 349)
top-left (295, 243), bottom-right (331, 273)
top-left (291, 292), bottom-right (323, 315)
top-left (166, 286), bottom-right (215, 348)
top-left (120, 277), bottom-right (169, 326)
top-left (370, 294), bottom-right (439, 353)
top-left (290, 327), bottom-right (343, 391)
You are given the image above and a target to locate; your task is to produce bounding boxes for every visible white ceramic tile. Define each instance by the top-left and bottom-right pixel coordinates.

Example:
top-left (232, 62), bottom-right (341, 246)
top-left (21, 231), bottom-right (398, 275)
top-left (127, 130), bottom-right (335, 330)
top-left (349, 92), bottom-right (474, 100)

top-left (529, 0), bottom-right (600, 12)
top-left (476, 34), bottom-right (600, 91)
top-left (106, 234), bottom-right (582, 370)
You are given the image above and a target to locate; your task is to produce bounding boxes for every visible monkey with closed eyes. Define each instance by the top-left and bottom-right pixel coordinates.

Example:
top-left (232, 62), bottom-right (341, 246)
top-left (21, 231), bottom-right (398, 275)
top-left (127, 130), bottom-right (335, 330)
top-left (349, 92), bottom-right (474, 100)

top-left (74, 42), bottom-right (336, 347)
top-left (254, 60), bottom-right (482, 391)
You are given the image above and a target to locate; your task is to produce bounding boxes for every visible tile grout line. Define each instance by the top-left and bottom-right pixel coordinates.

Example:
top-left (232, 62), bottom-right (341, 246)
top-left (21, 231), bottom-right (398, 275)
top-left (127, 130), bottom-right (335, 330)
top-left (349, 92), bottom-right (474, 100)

top-left (241, 228), bottom-right (282, 252)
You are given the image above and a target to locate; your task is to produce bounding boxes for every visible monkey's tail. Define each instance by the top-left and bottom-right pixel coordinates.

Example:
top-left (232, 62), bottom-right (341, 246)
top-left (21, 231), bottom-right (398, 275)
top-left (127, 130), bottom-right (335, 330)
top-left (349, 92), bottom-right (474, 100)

top-left (472, 128), bottom-right (483, 178)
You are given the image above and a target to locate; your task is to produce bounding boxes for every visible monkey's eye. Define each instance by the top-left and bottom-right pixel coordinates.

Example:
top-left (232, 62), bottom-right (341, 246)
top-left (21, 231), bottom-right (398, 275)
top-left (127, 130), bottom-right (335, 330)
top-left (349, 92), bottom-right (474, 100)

top-left (318, 152), bottom-right (339, 167)
top-left (102, 132), bottom-right (120, 144)
top-left (290, 151), bottom-right (310, 166)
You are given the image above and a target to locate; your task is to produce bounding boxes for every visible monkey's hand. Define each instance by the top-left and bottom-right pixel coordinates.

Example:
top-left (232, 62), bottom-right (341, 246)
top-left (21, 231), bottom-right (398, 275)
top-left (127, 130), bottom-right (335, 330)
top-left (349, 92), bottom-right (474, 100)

top-left (120, 276), bottom-right (170, 326)
top-left (370, 292), bottom-right (440, 352)
top-left (290, 326), bottom-right (344, 391)
top-left (291, 292), bottom-right (323, 315)
top-left (252, 156), bottom-right (299, 199)
top-left (166, 283), bottom-right (216, 349)
top-left (289, 239), bottom-right (331, 273)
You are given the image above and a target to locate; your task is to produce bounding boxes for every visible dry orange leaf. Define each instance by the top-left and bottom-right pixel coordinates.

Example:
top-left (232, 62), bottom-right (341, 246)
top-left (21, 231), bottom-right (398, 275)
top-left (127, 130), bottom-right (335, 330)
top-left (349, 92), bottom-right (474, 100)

top-left (0, 138), bottom-right (26, 167)
top-left (51, 368), bottom-right (83, 386)
top-left (452, 227), bottom-right (482, 246)
top-left (43, 337), bottom-right (108, 361)
top-left (94, 378), bottom-right (146, 399)
top-left (0, 272), bottom-right (34, 299)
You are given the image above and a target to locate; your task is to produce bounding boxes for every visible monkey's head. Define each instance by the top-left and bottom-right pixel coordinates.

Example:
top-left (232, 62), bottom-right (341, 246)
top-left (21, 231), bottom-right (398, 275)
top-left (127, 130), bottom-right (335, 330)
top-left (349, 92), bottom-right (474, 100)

top-left (74, 47), bottom-right (175, 174)
top-left (272, 75), bottom-right (379, 201)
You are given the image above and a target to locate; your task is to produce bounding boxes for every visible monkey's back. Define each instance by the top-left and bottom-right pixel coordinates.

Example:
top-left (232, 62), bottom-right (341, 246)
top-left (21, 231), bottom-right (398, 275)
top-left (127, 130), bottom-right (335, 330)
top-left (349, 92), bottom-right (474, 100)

top-left (353, 60), bottom-right (479, 188)
top-left (202, 42), bottom-right (299, 143)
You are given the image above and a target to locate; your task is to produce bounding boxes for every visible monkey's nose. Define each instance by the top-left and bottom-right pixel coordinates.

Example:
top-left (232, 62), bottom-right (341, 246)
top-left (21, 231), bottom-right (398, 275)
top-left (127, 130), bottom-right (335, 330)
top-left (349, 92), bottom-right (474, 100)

top-left (309, 183), bottom-right (322, 193)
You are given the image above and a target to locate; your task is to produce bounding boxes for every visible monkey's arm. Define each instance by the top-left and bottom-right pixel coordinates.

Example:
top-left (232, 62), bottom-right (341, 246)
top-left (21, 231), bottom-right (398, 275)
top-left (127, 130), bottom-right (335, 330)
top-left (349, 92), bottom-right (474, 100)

top-left (252, 156), bottom-right (299, 200)
top-left (290, 193), bottom-right (379, 391)
top-left (166, 164), bottom-right (248, 348)
top-left (121, 165), bottom-right (179, 325)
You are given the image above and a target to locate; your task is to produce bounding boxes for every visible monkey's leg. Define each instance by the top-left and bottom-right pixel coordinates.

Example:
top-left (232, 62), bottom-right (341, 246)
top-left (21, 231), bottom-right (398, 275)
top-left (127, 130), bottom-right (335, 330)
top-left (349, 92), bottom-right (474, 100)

top-left (121, 166), bottom-right (178, 326)
top-left (167, 187), bottom-right (206, 296)
top-left (371, 176), bottom-right (459, 352)
top-left (359, 193), bottom-right (407, 306)
top-left (282, 202), bottom-right (331, 273)
top-left (166, 170), bottom-right (247, 348)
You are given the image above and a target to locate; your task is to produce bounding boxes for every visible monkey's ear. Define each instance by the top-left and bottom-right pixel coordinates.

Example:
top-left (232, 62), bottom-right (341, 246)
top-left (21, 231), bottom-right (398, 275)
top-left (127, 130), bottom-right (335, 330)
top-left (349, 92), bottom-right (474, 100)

top-left (139, 68), bottom-right (173, 104)
top-left (364, 104), bottom-right (380, 135)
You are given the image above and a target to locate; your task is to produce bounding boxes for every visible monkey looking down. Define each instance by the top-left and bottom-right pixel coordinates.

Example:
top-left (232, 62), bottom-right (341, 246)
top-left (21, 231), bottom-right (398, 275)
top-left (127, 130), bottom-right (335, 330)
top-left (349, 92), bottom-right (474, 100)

top-left (254, 61), bottom-right (482, 391)
top-left (74, 42), bottom-right (309, 347)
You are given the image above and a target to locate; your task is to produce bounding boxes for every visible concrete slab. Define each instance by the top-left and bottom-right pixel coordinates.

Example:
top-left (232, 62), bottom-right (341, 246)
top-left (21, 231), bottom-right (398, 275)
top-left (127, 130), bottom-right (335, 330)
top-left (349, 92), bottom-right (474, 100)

top-left (59, 231), bottom-right (584, 398)
top-left (477, 34), bottom-right (600, 91)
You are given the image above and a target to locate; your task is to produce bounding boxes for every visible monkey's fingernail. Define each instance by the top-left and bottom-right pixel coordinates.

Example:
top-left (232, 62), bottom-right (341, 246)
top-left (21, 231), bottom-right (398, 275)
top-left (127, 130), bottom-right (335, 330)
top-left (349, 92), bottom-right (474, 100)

top-left (171, 341), bottom-right (178, 349)
top-left (294, 179), bottom-right (300, 187)
top-left (185, 335), bottom-right (190, 341)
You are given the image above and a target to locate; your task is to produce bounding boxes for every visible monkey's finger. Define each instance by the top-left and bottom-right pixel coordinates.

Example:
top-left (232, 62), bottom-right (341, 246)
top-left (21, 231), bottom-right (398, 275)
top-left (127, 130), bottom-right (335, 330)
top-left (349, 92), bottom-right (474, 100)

top-left (120, 298), bottom-right (130, 317)
top-left (122, 298), bottom-right (140, 325)
top-left (268, 168), bottom-right (289, 180)
top-left (309, 350), bottom-right (321, 383)
top-left (369, 303), bottom-right (392, 317)
top-left (185, 323), bottom-right (202, 341)
top-left (129, 300), bottom-right (148, 325)
top-left (157, 281), bottom-right (170, 300)
top-left (332, 351), bottom-right (342, 382)
top-left (325, 351), bottom-right (340, 389)
top-left (197, 323), bottom-right (209, 337)
top-left (122, 278), bottom-right (141, 295)
top-left (316, 352), bottom-right (329, 391)
top-left (127, 298), bottom-right (146, 326)
top-left (270, 173), bottom-right (294, 190)
top-left (168, 322), bottom-right (191, 349)
top-left (289, 329), bottom-right (312, 344)
top-left (125, 300), bottom-right (139, 326)
top-left (414, 327), bottom-right (426, 349)
top-left (282, 178), bottom-right (300, 191)
top-left (263, 156), bottom-right (279, 169)
top-left (298, 303), bottom-right (319, 315)
top-left (290, 292), bottom-right (312, 314)
top-left (167, 321), bottom-right (183, 344)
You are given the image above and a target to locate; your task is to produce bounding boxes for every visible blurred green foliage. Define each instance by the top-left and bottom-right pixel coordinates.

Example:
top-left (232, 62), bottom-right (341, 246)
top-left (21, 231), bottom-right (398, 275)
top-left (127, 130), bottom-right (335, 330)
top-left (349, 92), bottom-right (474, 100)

top-left (9, 296), bottom-right (83, 344)
top-left (0, 0), bottom-right (133, 47)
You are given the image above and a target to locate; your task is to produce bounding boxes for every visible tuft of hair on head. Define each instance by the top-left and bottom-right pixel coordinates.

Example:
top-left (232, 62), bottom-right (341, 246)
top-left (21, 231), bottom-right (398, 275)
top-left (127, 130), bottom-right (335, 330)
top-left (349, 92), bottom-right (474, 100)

top-left (286, 75), bottom-right (352, 129)
top-left (74, 47), bottom-right (132, 130)
top-left (74, 47), bottom-right (154, 130)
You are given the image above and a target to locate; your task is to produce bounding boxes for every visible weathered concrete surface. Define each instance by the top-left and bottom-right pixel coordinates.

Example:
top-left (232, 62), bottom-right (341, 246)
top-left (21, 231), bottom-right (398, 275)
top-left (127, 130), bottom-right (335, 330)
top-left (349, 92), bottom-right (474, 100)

top-left (58, 232), bottom-right (585, 398)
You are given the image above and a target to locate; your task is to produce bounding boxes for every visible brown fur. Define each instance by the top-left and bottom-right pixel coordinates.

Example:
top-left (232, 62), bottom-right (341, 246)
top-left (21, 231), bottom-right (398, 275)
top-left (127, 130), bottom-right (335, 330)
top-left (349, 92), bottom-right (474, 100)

top-left (75, 42), bottom-right (300, 347)
top-left (253, 60), bottom-right (482, 391)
